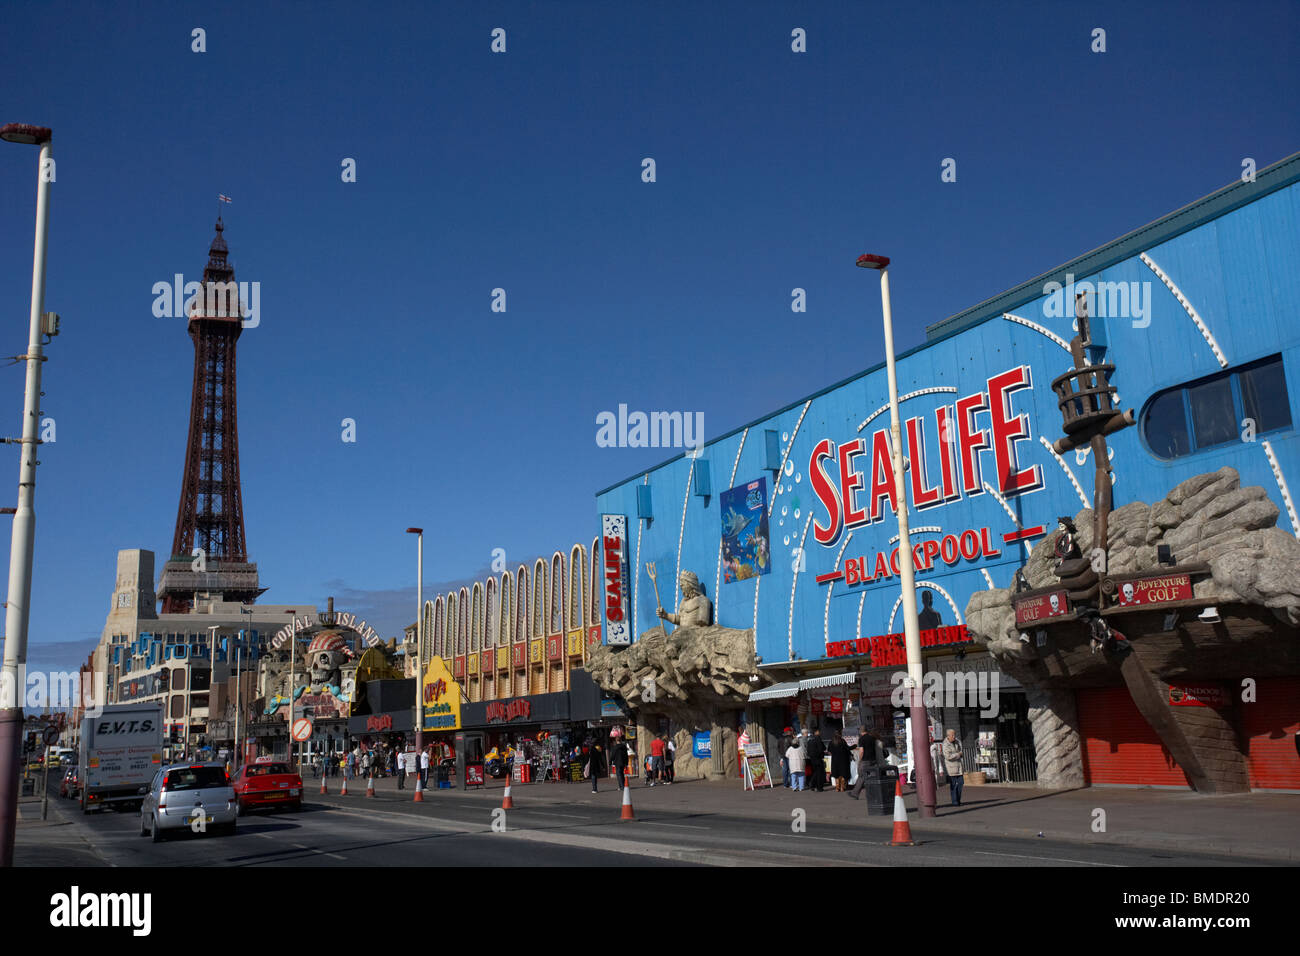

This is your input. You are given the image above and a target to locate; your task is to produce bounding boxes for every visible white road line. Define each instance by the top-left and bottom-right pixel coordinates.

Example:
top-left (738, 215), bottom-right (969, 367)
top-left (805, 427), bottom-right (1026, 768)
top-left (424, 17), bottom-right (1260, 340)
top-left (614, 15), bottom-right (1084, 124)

top-left (518, 810), bottom-right (586, 820)
top-left (760, 832), bottom-right (879, 846)
top-left (974, 850), bottom-right (1123, 867)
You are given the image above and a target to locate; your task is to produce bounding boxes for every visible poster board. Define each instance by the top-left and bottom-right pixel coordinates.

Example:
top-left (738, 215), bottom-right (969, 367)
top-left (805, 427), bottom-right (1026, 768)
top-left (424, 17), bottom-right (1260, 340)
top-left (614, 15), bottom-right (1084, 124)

top-left (742, 743), bottom-right (772, 790)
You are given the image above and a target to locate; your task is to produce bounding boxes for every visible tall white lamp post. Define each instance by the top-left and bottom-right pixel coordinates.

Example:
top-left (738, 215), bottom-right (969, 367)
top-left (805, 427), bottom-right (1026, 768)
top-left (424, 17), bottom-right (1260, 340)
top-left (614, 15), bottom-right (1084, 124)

top-left (406, 528), bottom-right (424, 801)
top-left (857, 253), bottom-right (938, 819)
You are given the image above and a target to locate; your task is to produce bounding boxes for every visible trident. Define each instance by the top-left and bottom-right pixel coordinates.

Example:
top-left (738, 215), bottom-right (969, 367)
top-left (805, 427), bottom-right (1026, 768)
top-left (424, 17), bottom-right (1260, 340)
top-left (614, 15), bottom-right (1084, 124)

top-left (646, 562), bottom-right (669, 635)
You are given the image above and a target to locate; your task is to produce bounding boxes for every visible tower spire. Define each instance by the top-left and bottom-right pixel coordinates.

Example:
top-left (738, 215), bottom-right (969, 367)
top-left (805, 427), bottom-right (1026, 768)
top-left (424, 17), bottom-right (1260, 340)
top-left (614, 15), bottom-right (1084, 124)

top-left (157, 218), bottom-right (262, 613)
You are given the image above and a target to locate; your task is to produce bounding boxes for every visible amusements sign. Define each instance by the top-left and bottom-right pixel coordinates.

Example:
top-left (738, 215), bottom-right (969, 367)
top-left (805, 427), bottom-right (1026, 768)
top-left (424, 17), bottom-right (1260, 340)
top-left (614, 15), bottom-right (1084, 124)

top-left (1014, 590), bottom-right (1071, 626)
top-left (721, 479), bottom-right (771, 583)
top-left (421, 656), bottom-right (463, 731)
top-left (601, 514), bottom-right (632, 646)
top-left (1112, 574), bottom-right (1194, 608)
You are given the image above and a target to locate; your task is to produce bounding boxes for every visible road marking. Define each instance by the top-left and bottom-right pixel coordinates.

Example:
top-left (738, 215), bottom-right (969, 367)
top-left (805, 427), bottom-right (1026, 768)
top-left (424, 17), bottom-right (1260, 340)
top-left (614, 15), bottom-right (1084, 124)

top-left (974, 850), bottom-right (1123, 867)
top-left (519, 810), bottom-right (587, 820)
top-left (291, 840), bottom-right (346, 861)
top-left (760, 832), bottom-right (880, 846)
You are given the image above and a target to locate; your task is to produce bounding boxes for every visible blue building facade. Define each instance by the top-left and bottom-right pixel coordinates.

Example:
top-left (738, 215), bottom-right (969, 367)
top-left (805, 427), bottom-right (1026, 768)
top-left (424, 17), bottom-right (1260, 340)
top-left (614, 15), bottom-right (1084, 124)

top-left (595, 153), bottom-right (1300, 785)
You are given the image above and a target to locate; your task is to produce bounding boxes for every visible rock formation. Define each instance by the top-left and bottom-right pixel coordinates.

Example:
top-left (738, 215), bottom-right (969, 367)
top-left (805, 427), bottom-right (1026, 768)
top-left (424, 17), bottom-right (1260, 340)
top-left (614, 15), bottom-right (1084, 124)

top-left (584, 622), bottom-right (758, 779)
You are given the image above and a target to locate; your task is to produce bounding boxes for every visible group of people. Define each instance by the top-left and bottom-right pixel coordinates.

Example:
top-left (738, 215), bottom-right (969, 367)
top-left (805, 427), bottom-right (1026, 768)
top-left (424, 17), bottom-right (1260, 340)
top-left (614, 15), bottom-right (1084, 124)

top-left (781, 725), bottom-right (969, 807)
top-left (782, 728), bottom-right (860, 793)
top-left (579, 732), bottom-right (676, 793)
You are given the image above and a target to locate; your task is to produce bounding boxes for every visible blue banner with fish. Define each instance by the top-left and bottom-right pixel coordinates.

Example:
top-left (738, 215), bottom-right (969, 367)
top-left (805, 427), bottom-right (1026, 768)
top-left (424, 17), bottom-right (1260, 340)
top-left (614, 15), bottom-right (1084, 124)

top-left (721, 478), bottom-right (771, 583)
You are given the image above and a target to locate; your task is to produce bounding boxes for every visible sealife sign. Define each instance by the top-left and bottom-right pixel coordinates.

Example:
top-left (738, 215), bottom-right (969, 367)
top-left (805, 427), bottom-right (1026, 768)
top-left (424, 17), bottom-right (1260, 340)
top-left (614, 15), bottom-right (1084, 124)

top-left (1014, 590), bottom-right (1071, 626)
top-left (1111, 573), bottom-right (1194, 608)
top-left (601, 514), bottom-right (632, 646)
top-left (420, 656), bottom-right (463, 731)
top-left (816, 526), bottom-right (1011, 587)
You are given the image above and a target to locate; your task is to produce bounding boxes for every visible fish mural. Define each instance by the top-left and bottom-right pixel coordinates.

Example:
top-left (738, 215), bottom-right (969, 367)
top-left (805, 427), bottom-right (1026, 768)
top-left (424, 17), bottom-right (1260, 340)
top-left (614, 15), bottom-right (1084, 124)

top-left (721, 477), bottom-right (771, 583)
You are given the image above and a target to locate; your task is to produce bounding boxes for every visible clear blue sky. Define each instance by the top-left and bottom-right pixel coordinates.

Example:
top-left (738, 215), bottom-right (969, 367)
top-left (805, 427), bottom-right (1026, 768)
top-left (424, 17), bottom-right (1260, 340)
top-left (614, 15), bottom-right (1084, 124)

top-left (1, 1), bottom-right (1296, 674)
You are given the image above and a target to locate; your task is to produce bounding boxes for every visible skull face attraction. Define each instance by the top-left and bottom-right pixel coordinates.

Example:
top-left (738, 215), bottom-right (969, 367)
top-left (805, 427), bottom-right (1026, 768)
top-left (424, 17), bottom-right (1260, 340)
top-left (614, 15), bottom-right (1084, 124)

top-left (1048, 594), bottom-right (1061, 613)
top-left (306, 633), bottom-right (352, 687)
top-left (1121, 582), bottom-right (1136, 604)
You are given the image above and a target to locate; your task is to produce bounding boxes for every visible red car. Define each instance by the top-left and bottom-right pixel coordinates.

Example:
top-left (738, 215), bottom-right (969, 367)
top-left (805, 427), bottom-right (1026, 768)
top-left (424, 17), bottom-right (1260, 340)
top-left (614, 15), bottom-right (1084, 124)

top-left (232, 759), bottom-right (303, 815)
top-left (60, 765), bottom-right (80, 799)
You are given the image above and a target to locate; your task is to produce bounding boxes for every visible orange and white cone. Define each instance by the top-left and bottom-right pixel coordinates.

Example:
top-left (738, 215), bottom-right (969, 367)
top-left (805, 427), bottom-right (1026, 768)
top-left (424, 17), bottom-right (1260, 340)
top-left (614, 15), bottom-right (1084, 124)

top-left (340, 776), bottom-right (349, 796)
top-left (320, 777), bottom-right (328, 795)
top-left (502, 782), bottom-right (513, 810)
top-left (887, 776), bottom-right (915, 846)
top-left (619, 784), bottom-right (635, 821)
top-left (366, 774), bottom-right (375, 797)
top-left (413, 772), bottom-right (424, 802)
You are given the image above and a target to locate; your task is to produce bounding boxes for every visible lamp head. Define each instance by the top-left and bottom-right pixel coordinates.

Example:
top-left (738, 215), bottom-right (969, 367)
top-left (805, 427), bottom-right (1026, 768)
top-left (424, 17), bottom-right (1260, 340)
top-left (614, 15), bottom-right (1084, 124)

top-left (856, 253), bottom-right (890, 271)
top-left (0, 123), bottom-right (52, 145)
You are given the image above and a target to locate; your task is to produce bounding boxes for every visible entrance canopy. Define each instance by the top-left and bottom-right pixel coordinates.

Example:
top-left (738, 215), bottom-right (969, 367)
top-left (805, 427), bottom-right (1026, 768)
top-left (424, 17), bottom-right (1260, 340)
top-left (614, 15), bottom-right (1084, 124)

top-left (748, 681), bottom-right (800, 702)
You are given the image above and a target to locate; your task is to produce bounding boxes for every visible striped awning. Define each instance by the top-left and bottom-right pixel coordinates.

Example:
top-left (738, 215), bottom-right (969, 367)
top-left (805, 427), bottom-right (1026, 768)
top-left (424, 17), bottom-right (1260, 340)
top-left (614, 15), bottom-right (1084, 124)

top-left (798, 671), bottom-right (858, 691)
top-left (748, 681), bottom-right (800, 702)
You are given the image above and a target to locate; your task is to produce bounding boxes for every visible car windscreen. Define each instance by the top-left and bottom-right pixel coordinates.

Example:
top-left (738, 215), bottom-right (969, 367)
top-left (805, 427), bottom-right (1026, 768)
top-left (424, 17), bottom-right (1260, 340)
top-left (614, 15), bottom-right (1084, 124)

top-left (246, 763), bottom-right (291, 776)
top-left (164, 767), bottom-right (228, 791)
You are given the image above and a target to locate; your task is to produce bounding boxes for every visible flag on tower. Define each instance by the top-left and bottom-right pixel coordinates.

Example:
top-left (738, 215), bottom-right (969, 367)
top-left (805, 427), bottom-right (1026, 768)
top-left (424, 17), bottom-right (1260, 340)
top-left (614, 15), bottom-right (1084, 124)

top-left (218, 194), bottom-right (233, 203)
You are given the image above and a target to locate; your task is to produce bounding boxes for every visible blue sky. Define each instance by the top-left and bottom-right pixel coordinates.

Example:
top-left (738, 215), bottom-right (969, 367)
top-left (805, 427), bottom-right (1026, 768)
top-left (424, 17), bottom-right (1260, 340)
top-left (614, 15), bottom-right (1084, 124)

top-left (1, 0), bottom-right (1296, 674)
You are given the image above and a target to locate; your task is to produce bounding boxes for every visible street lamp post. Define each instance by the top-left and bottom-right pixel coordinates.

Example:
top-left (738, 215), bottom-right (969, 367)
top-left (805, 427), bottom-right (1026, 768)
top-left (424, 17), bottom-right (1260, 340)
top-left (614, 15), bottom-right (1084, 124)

top-left (857, 253), bottom-right (938, 819)
top-left (0, 122), bottom-right (55, 868)
top-left (406, 528), bottom-right (423, 802)
top-left (286, 610), bottom-right (296, 768)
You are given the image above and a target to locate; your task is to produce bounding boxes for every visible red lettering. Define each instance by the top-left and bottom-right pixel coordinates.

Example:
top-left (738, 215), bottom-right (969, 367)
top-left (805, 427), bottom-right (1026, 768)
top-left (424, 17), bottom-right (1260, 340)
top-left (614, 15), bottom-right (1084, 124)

top-left (839, 438), bottom-right (869, 529)
top-left (987, 365), bottom-right (1042, 495)
top-left (874, 551), bottom-right (891, 579)
top-left (810, 439), bottom-right (843, 546)
top-left (906, 417), bottom-right (941, 508)
top-left (980, 526), bottom-right (1002, 558)
top-left (959, 529), bottom-right (980, 560)
top-left (890, 548), bottom-right (901, 576)
top-left (940, 534), bottom-right (959, 564)
top-left (956, 391), bottom-right (990, 495)
top-left (604, 535), bottom-right (621, 556)
top-left (868, 429), bottom-right (897, 522)
top-left (845, 559), bottom-right (860, 586)
top-left (935, 404), bottom-right (960, 501)
top-left (922, 539), bottom-right (940, 569)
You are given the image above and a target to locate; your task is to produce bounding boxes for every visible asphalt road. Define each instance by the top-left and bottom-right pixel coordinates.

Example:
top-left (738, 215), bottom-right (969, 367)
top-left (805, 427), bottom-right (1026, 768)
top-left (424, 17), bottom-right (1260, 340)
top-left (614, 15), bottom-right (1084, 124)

top-left (15, 790), bottom-right (1282, 867)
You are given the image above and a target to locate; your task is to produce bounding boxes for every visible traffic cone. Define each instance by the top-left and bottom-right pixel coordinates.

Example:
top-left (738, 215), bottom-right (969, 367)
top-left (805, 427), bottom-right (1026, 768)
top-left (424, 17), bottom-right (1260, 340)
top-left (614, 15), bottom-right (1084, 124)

top-left (340, 775), bottom-right (349, 796)
top-left (887, 776), bottom-right (915, 846)
top-left (413, 777), bottom-right (424, 802)
top-left (619, 784), bottom-right (635, 821)
top-left (320, 777), bottom-right (328, 795)
top-left (502, 781), bottom-right (513, 810)
top-left (366, 774), bottom-right (375, 797)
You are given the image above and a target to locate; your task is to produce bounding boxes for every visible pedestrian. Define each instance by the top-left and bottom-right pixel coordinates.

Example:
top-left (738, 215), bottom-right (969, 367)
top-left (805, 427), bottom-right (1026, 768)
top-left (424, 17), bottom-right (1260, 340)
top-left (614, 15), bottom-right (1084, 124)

top-left (648, 733), bottom-right (666, 786)
top-left (780, 735), bottom-right (792, 788)
top-left (829, 731), bottom-right (852, 792)
top-left (848, 731), bottom-right (882, 800)
top-left (806, 728), bottom-right (827, 792)
top-left (345, 749), bottom-right (356, 781)
top-left (612, 736), bottom-right (630, 790)
top-left (942, 729), bottom-right (965, 807)
top-left (785, 738), bottom-right (805, 791)
top-left (663, 734), bottom-right (675, 785)
top-left (588, 742), bottom-right (606, 793)
top-left (396, 748), bottom-right (406, 790)
top-left (419, 747), bottom-right (430, 789)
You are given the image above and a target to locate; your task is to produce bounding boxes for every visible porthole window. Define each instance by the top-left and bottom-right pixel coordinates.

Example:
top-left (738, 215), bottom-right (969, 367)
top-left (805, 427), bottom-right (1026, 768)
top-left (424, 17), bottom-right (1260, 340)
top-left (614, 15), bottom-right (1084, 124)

top-left (1141, 355), bottom-right (1292, 460)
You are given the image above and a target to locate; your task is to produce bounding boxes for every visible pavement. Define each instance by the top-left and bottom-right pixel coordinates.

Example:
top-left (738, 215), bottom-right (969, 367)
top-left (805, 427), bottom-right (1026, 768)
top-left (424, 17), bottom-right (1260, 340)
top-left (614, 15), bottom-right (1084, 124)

top-left (307, 768), bottom-right (1300, 861)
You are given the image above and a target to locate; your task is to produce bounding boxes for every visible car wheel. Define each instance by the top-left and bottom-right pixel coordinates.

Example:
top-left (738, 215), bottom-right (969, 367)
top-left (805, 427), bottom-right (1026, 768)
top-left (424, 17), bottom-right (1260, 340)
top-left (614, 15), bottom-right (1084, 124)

top-left (149, 814), bottom-right (164, 843)
top-left (235, 799), bottom-right (246, 818)
top-left (139, 812), bottom-right (149, 837)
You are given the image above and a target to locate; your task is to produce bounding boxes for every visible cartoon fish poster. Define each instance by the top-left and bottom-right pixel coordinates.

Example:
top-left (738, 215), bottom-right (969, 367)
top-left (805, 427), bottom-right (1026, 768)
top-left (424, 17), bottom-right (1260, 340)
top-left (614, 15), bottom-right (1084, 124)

top-left (720, 478), bottom-right (771, 583)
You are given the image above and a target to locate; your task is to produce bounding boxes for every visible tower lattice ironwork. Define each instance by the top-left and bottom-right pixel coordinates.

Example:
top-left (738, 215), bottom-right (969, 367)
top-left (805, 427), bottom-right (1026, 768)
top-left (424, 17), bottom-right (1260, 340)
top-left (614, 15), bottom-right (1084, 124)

top-left (157, 217), bottom-right (263, 613)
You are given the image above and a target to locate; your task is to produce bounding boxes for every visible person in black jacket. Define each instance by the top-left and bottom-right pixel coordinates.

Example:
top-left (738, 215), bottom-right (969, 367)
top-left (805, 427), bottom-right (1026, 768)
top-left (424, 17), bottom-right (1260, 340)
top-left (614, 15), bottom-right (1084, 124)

top-left (588, 743), bottom-right (607, 793)
top-left (611, 737), bottom-right (630, 789)
top-left (806, 729), bottom-right (827, 792)
top-left (829, 731), bottom-right (853, 792)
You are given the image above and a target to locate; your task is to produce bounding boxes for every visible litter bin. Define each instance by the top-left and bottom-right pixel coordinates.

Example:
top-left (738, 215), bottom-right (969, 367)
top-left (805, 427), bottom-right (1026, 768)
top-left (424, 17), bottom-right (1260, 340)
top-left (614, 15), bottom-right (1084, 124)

top-left (435, 766), bottom-right (451, 789)
top-left (862, 764), bottom-right (898, 816)
top-left (20, 778), bottom-right (35, 797)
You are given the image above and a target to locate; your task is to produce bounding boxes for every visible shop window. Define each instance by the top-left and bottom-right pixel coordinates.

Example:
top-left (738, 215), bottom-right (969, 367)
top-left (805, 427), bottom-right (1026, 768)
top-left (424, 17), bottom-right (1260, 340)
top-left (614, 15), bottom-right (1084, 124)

top-left (1141, 355), bottom-right (1292, 460)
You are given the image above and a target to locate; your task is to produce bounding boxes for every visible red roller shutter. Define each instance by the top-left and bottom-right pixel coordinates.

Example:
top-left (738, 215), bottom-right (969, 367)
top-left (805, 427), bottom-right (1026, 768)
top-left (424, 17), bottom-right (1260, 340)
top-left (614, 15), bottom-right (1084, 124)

top-left (1077, 687), bottom-right (1190, 787)
top-left (1242, 677), bottom-right (1300, 790)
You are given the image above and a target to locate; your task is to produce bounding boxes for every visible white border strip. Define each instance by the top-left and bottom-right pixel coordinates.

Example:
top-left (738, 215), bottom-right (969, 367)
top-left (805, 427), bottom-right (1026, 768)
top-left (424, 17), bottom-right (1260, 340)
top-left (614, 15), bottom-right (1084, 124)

top-left (887, 579), bottom-right (964, 631)
top-left (715, 428), bottom-right (749, 612)
top-left (982, 480), bottom-right (1035, 558)
top-left (823, 533), bottom-right (854, 644)
top-left (1140, 252), bottom-right (1228, 368)
top-left (1039, 435), bottom-right (1091, 509)
top-left (1262, 439), bottom-right (1300, 538)
top-left (857, 387), bottom-right (958, 433)
top-left (788, 512), bottom-right (815, 659)
top-left (1003, 312), bottom-right (1071, 353)
top-left (675, 456), bottom-right (696, 612)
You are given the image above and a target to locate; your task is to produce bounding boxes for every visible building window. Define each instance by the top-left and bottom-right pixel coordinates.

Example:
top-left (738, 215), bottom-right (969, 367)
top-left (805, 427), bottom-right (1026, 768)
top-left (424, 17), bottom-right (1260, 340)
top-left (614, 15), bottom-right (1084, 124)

top-left (1141, 355), bottom-right (1292, 460)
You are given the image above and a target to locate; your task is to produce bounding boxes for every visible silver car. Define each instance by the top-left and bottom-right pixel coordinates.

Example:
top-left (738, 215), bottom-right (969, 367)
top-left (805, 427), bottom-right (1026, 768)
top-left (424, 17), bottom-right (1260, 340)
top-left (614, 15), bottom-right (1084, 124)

top-left (139, 763), bottom-right (237, 842)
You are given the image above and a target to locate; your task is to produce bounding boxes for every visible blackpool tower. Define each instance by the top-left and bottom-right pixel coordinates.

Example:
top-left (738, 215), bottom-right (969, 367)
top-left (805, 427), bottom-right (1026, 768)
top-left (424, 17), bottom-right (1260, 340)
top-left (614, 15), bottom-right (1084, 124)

top-left (156, 218), bottom-right (263, 613)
